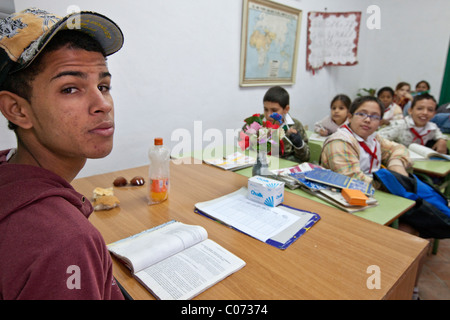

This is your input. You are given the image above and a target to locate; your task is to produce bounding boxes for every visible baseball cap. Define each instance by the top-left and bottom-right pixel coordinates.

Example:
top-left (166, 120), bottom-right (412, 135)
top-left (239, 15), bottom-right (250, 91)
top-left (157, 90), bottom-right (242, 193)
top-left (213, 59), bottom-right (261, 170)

top-left (0, 7), bottom-right (124, 86)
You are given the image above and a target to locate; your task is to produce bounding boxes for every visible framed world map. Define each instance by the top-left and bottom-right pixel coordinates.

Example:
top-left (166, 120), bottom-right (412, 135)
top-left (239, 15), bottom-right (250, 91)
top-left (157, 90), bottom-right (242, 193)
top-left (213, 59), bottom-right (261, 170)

top-left (239, 0), bottom-right (302, 87)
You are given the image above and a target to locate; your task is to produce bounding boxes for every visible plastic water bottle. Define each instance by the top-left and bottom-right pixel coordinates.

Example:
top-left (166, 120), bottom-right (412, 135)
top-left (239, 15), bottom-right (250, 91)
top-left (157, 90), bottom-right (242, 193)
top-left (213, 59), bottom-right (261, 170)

top-left (148, 137), bottom-right (170, 205)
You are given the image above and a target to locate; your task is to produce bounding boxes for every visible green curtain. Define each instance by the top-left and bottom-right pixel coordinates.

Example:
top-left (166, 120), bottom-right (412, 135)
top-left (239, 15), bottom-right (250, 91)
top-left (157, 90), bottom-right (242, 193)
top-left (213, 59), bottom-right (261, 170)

top-left (439, 39), bottom-right (450, 105)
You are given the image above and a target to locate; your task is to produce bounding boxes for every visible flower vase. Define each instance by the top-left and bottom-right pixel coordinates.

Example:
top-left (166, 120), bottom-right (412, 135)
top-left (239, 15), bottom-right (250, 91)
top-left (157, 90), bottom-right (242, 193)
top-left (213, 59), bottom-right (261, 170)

top-left (252, 151), bottom-right (270, 177)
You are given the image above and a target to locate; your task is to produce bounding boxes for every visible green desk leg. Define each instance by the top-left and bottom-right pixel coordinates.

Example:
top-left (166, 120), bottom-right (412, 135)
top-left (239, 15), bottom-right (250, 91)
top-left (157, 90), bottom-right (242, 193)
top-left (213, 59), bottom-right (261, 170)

top-left (432, 239), bottom-right (440, 255)
top-left (391, 219), bottom-right (399, 229)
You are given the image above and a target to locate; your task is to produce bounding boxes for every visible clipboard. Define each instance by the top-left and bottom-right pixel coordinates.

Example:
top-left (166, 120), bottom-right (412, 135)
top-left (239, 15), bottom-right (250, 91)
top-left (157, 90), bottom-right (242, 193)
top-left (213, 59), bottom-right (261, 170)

top-left (194, 188), bottom-right (320, 249)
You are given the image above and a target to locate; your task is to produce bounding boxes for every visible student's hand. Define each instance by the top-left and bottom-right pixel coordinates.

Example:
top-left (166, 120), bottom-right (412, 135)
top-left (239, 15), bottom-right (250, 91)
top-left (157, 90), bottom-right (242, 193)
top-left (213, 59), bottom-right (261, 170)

top-left (288, 131), bottom-right (303, 148)
top-left (432, 139), bottom-right (448, 154)
top-left (287, 128), bottom-right (297, 135)
top-left (319, 128), bottom-right (329, 136)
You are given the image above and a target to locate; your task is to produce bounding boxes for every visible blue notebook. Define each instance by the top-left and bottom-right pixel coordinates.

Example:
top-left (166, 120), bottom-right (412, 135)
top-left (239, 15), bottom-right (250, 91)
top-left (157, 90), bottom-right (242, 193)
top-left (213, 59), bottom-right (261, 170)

top-left (303, 169), bottom-right (375, 196)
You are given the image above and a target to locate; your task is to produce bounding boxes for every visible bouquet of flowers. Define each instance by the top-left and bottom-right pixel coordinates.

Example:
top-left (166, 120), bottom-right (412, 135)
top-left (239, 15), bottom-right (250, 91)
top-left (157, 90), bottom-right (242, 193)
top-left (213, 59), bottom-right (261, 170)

top-left (239, 113), bottom-right (286, 155)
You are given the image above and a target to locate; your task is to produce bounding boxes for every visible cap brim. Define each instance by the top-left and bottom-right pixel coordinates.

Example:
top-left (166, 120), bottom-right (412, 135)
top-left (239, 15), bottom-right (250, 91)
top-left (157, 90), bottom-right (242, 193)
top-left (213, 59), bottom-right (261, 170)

top-left (17, 11), bottom-right (124, 72)
top-left (56, 11), bottom-right (124, 56)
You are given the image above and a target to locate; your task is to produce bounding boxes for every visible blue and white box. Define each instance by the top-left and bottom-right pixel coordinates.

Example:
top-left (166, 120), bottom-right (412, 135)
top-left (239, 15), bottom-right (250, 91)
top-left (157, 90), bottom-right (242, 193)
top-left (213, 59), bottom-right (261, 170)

top-left (248, 176), bottom-right (285, 207)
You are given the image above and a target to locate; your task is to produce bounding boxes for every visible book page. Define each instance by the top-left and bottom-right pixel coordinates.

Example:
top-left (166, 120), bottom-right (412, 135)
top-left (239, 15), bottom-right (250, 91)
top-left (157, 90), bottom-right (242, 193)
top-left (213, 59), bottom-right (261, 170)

top-left (408, 143), bottom-right (450, 160)
top-left (195, 188), bottom-right (300, 242)
top-left (204, 152), bottom-right (255, 171)
top-left (308, 132), bottom-right (327, 142)
top-left (408, 143), bottom-right (434, 159)
top-left (134, 239), bottom-right (245, 300)
top-left (107, 221), bottom-right (208, 273)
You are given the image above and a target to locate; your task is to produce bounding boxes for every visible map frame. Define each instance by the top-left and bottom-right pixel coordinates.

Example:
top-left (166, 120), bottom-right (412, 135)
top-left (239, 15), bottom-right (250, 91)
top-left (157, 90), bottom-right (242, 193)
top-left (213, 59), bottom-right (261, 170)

top-left (239, 0), bottom-right (302, 87)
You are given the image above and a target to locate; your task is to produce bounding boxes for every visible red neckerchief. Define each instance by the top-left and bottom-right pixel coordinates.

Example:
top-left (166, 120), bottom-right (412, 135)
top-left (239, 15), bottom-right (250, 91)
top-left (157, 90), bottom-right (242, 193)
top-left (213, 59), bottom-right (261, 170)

top-left (410, 127), bottom-right (430, 145)
top-left (343, 125), bottom-right (378, 173)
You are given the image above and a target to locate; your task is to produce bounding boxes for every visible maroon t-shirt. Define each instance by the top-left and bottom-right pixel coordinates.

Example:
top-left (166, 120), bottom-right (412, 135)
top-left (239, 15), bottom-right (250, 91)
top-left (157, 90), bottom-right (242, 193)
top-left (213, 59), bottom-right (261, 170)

top-left (0, 149), bottom-right (124, 300)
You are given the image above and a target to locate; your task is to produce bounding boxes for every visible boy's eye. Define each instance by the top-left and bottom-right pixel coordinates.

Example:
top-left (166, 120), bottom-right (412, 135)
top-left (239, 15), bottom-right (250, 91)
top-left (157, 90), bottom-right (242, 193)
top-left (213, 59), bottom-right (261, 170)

top-left (61, 87), bottom-right (77, 94)
top-left (98, 85), bottom-right (111, 92)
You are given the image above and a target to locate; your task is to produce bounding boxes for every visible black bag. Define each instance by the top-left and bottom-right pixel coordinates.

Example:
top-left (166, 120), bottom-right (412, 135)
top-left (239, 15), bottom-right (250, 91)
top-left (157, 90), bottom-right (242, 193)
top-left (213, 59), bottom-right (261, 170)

top-left (373, 169), bottom-right (450, 239)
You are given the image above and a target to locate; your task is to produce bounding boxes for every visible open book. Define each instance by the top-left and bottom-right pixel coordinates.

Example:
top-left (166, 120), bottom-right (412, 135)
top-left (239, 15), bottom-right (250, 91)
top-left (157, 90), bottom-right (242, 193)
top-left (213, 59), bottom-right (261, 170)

top-left (203, 152), bottom-right (256, 171)
top-left (195, 187), bottom-right (320, 249)
top-left (408, 143), bottom-right (450, 161)
top-left (107, 221), bottom-right (245, 300)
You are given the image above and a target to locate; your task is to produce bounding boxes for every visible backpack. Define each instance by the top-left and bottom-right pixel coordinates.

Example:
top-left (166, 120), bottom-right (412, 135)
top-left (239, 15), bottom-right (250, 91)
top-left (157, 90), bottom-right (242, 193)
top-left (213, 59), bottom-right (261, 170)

top-left (373, 169), bottom-right (450, 239)
top-left (431, 113), bottom-right (450, 133)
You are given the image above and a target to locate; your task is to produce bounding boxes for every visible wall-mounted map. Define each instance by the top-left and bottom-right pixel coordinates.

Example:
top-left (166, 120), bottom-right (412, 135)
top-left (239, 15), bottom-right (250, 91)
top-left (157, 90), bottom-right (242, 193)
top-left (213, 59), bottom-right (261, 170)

top-left (240, 0), bottom-right (302, 86)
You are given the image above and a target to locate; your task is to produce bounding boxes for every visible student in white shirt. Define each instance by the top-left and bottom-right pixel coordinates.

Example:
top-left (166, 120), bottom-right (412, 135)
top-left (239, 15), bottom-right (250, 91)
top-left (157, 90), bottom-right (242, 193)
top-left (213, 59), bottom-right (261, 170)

top-left (378, 93), bottom-right (448, 154)
top-left (377, 87), bottom-right (403, 127)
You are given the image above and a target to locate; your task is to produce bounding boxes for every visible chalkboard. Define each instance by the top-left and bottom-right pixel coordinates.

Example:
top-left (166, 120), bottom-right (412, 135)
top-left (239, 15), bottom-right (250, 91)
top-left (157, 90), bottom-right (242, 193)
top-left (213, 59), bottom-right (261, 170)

top-left (306, 11), bottom-right (361, 73)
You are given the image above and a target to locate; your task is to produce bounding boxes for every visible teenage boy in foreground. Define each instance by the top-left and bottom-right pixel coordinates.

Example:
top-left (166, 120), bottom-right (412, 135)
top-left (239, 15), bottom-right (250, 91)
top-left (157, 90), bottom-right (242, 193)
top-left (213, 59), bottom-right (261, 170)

top-left (0, 8), bottom-right (125, 299)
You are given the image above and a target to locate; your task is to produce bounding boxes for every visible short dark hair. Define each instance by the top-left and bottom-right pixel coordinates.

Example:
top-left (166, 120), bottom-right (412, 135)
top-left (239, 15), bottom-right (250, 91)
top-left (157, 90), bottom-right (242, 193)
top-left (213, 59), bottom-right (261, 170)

top-left (349, 96), bottom-right (385, 118)
top-left (415, 80), bottom-right (430, 90)
top-left (377, 86), bottom-right (394, 97)
top-left (411, 92), bottom-right (437, 110)
top-left (263, 86), bottom-right (289, 109)
top-left (1, 30), bottom-right (106, 130)
top-left (330, 94), bottom-right (351, 110)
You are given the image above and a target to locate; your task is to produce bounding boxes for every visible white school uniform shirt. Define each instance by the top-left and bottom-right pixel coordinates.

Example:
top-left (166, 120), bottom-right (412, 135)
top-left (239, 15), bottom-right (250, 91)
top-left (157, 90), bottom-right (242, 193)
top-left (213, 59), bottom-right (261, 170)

top-left (284, 113), bottom-right (295, 127)
top-left (341, 125), bottom-right (381, 177)
top-left (383, 103), bottom-right (402, 121)
top-left (378, 115), bottom-right (447, 146)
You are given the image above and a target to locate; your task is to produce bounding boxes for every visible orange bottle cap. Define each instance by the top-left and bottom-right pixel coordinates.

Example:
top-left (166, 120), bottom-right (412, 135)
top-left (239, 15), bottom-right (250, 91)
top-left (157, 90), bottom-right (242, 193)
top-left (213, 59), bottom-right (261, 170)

top-left (154, 137), bottom-right (163, 145)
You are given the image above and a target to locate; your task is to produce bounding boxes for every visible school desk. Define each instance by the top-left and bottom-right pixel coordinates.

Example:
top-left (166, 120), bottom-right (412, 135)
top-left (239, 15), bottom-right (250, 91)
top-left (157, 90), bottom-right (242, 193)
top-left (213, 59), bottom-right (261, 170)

top-left (306, 131), bottom-right (325, 164)
top-left (234, 158), bottom-right (415, 226)
top-left (71, 160), bottom-right (428, 300)
top-left (412, 160), bottom-right (450, 197)
top-left (178, 145), bottom-right (416, 226)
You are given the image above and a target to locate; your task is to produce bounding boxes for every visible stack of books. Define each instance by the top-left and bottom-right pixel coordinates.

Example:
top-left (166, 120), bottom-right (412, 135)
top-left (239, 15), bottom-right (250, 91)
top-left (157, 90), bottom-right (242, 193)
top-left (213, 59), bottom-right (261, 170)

top-left (271, 163), bottom-right (378, 213)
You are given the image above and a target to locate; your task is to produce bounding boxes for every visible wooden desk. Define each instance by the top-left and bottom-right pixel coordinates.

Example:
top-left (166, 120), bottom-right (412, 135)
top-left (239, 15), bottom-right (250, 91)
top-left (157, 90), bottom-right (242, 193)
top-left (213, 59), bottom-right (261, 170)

top-left (72, 160), bottom-right (428, 300)
top-left (177, 145), bottom-right (415, 226)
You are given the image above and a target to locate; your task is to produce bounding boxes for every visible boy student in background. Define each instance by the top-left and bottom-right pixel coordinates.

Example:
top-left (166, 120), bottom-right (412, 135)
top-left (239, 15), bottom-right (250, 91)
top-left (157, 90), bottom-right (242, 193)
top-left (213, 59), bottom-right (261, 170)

top-left (262, 86), bottom-right (310, 163)
top-left (0, 8), bottom-right (124, 299)
top-left (314, 94), bottom-right (351, 136)
top-left (377, 87), bottom-right (403, 127)
top-left (378, 93), bottom-right (448, 154)
top-left (320, 96), bottom-right (411, 185)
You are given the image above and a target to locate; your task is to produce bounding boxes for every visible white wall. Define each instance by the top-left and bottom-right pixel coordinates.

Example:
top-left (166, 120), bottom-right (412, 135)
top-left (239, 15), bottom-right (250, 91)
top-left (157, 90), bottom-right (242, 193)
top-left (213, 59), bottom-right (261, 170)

top-left (2, 0), bottom-right (449, 178)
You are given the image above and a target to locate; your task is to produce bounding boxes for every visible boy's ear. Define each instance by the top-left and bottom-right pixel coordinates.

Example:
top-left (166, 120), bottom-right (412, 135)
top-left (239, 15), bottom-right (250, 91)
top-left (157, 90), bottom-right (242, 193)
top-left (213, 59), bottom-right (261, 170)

top-left (285, 104), bottom-right (290, 113)
top-left (0, 91), bottom-right (33, 129)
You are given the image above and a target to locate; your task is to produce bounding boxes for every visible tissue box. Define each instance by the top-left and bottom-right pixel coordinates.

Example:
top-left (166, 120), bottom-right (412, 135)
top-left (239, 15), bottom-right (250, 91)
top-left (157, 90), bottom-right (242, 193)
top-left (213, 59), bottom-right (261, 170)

top-left (248, 176), bottom-right (285, 207)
